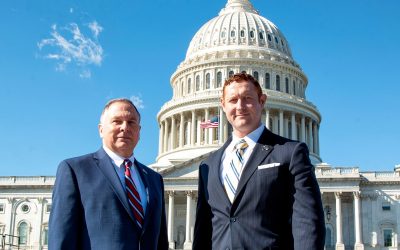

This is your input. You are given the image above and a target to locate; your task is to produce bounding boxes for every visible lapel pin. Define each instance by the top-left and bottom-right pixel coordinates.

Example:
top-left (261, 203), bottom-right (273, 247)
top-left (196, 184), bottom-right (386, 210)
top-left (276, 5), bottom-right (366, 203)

top-left (262, 145), bottom-right (270, 151)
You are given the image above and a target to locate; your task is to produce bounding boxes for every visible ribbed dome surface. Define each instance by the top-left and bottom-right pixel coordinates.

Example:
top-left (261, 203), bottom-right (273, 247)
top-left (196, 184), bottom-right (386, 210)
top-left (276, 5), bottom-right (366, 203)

top-left (185, 0), bottom-right (292, 61)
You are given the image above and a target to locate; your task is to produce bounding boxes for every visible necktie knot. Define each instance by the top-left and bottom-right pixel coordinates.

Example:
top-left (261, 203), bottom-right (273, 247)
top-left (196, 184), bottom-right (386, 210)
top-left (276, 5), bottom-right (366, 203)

top-left (123, 159), bottom-right (132, 169)
top-left (234, 139), bottom-right (248, 152)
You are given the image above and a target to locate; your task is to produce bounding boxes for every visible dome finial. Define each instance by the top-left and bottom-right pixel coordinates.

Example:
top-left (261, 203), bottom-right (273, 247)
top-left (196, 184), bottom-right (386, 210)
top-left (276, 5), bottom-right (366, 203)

top-left (219, 0), bottom-right (259, 15)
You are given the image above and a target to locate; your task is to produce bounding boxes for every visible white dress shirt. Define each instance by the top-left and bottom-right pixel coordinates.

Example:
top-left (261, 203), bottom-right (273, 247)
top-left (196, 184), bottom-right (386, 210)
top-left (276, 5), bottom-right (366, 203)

top-left (103, 146), bottom-right (147, 214)
top-left (220, 124), bottom-right (265, 184)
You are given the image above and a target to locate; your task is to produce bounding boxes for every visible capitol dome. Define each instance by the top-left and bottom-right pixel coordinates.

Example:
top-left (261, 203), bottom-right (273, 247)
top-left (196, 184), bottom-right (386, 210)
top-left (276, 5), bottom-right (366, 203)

top-left (153, 0), bottom-right (321, 168)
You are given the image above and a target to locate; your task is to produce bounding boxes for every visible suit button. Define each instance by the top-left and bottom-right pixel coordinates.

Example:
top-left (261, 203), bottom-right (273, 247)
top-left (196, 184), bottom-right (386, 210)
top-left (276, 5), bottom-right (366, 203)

top-left (230, 217), bottom-right (236, 222)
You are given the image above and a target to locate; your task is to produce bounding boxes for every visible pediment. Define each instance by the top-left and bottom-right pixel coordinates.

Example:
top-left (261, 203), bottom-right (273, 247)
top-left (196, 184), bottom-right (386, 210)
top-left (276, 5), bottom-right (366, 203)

top-left (159, 152), bottom-right (213, 178)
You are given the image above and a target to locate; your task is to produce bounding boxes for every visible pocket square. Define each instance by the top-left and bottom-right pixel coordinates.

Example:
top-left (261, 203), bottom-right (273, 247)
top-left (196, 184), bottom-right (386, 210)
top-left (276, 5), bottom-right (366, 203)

top-left (258, 163), bottom-right (281, 169)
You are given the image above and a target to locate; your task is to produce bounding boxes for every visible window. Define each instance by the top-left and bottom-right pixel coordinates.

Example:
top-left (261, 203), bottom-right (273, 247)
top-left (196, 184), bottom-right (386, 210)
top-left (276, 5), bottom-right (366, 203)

top-left (253, 71), bottom-right (259, 81)
top-left (265, 73), bottom-right (270, 89)
top-left (293, 80), bottom-right (296, 95)
top-left (187, 78), bottom-right (191, 94)
top-left (46, 204), bottom-right (52, 213)
top-left (259, 32), bottom-right (264, 40)
top-left (18, 222), bottom-right (28, 245)
top-left (268, 34), bottom-right (272, 41)
top-left (205, 73), bottom-right (211, 89)
top-left (221, 30), bottom-right (226, 38)
top-left (382, 202), bottom-right (391, 211)
top-left (250, 30), bottom-right (255, 38)
top-left (285, 77), bottom-right (289, 93)
top-left (228, 71), bottom-right (234, 77)
top-left (276, 75), bottom-right (281, 91)
top-left (240, 30), bottom-right (245, 38)
top-left (0, 203), bottom-right (4, 213)
top-left (216, 72), bottom-right (222, 88)
top-left (42, 226), bottom-right (49, 245)
top-left (230, 30), bottom-right (235, 38)
top-left (21, 204), bottom-right (30, 213)
top-left (383, 229), bottom-right (393, 247)
top-left (195, 75), bottom-right (200, 91)
top-left (275, 36), bottom-right (278, 43)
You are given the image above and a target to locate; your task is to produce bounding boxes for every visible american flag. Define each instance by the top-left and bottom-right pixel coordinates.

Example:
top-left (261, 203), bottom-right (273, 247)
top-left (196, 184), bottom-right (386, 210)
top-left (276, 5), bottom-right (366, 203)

top-left (200, 116), bottom-right (219, 129)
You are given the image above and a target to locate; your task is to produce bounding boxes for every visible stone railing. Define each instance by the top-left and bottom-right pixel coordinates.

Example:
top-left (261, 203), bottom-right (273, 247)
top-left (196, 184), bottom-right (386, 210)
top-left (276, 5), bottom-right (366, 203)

top-left (0, 176), bottom-right (55, 186)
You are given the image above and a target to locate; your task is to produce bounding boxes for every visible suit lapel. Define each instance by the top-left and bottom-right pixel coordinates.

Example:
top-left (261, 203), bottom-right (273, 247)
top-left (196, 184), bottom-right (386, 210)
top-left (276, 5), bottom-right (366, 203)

top-left (93, 148), bottom-right (136, 223)
top-left (234, 128), bottom-right (274, 204)
top-left (209, 137), bottom-right (232, 206)
top-left (134, 159), bottom-right (154, 233)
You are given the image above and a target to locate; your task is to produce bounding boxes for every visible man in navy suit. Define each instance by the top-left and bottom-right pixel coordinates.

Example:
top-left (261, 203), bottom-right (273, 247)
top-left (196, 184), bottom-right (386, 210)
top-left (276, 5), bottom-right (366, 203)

top-left (49, 98), bottom-right (168, 250)
top-left (193, 73), bottom-right (325, 250)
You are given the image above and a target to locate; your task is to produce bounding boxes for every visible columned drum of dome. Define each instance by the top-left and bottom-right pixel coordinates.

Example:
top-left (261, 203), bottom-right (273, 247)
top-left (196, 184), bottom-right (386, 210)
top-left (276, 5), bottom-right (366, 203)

top-left (154, 0), bottom-right (322, 168)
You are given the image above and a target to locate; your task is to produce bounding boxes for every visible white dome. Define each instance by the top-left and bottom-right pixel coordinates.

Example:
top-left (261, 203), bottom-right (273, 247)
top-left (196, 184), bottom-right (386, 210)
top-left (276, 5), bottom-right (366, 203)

top-left (185, 0), bottom-right (292, 61)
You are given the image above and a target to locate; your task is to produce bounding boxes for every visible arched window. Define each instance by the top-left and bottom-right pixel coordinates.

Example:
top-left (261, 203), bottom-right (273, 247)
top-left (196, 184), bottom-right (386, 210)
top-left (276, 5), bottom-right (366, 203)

top-left (230, 30), bottom-right (235, 38)
top-left (195, 75), bottom-right (200, 91)
top-left (205, 73), bottom-right (211, 89)
top-left (267, 34), bottom-right (272, 41)
top-left (187, 78), bottom-right (191, 94)
top-left (285, 77), bottom-right (289, 93)
top-left (240, 30), bottom-right (245, 38)
top-left (228, 70), bottom-right (234, 77)
top-left (275, 37), bottom-right (279, 43)
top-left (18, 222), bottom-right (28, 245)
top-left (253, 71), bottom-right (259, 81)
top-left (265, 73), bottom-right (270, 89)
top-left (221, 30), bottom-right (226, 38)
top-left (276, 75), bottom-right (281, 91)
top-left (216, 72), bottom-right (222, 88)
top-left (293, 80), bottom-right (296, 95)
top-left (259, 32), bottom-right (264, 40)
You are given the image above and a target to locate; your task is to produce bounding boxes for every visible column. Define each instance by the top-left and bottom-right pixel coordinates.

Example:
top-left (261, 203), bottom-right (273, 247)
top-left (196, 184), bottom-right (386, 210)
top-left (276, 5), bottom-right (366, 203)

top-left (308, 119), bottom-right (314, 153)
top-left (179, 113), bottom-right (184, 147)
top-left (301, 115), bottom-right (306, 143)
top-left (171, 116), bottom-right (176, 150)
top-left (167, 191), bottom-right (175, 249)
top-left (279, 110), bottom-right (284, 136)
top-left (197, 116), bottom-right (202, 145)
top-left (284, 117), bottom-right (289, 138)
top-left (354, 192), bottom-right (364, 250)
top-left (219, 108), bottom-right (225, 144)
top-left (291, 113), bottom-right (297, 140)
top-left (37, 198), bottom-right (45, 250)
top-left (159, 122), bottom-right (164, 154)
top-left (335, 192), bottom-right (345, 250)
top-left (273, 115), bottom-right (279, 134)
top-left (265, 109), bottom-right (270, 129)
top-left (191, 110), bottom-right (196, 146)
top-left (313, 122), bottom-right (318, 155)
top-left (184, 192), bottom-right (193, 249)
top-left (164, 119), bottom-right (169, 152)
top-left (204, 109), bottom-right (209, 144)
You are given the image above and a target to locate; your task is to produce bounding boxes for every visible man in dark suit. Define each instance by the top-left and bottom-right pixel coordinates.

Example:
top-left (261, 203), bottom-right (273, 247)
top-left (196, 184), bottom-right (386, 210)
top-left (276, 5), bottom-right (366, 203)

top-left (49, 98), bottom-right (168, 250)
top-left (193, 73), bottom-right (325, 250)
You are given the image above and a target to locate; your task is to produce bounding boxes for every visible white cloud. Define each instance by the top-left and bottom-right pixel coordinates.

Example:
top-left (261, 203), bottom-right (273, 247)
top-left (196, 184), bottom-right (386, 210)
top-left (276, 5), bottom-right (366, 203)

top-left (37, 21), bottom-right (103, 78)
top-left (130, 95), bottom-right (144, 109)
top-left (88, 21), bottom-right (103, 38)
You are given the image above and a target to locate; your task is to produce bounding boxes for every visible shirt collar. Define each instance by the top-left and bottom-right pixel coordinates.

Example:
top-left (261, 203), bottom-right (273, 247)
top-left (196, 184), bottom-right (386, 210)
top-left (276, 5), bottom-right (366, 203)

top-left (102, 145), bottom-right (135, 168)
top-left (231, 123), bottom-right (265, 149)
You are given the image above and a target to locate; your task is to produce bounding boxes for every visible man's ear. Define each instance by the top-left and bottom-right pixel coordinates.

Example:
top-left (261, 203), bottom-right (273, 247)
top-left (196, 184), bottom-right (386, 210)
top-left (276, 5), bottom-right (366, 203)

top-left (220, 98), bottom-right (226, 112)
top-left (98, 124), bottom-right (103, 138)
top-left (260, 94), bottom-right (267, 106)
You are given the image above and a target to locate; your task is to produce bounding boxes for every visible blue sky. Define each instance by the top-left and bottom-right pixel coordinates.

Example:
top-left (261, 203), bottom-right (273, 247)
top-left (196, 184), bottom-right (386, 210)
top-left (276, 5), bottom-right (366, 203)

top-left (0, 0), bottom-right (399, 176)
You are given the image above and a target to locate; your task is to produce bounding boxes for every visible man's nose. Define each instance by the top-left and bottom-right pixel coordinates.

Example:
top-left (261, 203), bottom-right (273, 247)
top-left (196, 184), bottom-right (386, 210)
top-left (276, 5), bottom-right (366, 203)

top-left (236, 98), bottom-right (245, 109)
top-left (120, 121), bottom-right (128, 131)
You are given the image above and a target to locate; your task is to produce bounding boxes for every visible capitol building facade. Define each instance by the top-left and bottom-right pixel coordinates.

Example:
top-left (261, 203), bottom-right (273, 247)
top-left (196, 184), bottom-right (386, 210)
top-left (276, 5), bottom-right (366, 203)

top-left (1, 0), bottom-right (399, 249)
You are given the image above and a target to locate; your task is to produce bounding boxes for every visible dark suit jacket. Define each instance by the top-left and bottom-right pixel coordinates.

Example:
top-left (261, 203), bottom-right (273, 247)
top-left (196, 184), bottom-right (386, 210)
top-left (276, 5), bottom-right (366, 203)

top-left (49, 148), bottom-right (168, 250)
top-left (193, 128), bottom-right (325, 250)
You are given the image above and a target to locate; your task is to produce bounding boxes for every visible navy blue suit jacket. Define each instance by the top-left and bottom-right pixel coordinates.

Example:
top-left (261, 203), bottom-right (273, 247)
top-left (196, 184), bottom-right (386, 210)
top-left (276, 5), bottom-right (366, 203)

top-left (193, 128), bottom-right (325, 250)
top-left (49, 148), bottom-right (168, 250)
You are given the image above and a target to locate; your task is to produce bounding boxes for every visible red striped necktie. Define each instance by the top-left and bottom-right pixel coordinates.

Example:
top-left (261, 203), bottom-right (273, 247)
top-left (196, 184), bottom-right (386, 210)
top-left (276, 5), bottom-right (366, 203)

top-left (123, 159), bottom-right (144, 228)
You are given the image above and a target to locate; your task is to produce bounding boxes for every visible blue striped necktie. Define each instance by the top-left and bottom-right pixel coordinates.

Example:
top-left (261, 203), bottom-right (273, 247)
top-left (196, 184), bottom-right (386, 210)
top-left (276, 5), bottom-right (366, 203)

top-left (224, 139), bottom-right (249, 203)
top-left (123, 159), bottom-right (144, 228)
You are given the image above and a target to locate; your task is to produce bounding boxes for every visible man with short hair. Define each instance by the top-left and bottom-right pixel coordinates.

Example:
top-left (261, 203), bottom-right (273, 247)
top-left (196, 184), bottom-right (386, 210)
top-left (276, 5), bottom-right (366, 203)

top-left (49, 98), bottom-right (168, 250)
top-left (193, 73), bottom-right (325, 250)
